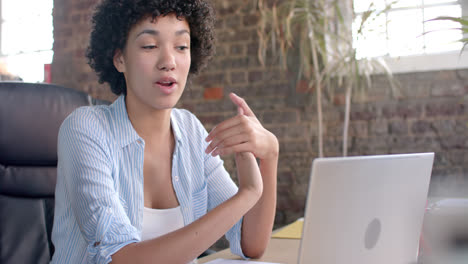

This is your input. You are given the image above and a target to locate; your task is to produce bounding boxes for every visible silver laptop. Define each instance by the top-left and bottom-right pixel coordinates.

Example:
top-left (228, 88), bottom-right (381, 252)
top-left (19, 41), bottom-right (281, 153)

top-left (298, 153), bottom-right (434, 264)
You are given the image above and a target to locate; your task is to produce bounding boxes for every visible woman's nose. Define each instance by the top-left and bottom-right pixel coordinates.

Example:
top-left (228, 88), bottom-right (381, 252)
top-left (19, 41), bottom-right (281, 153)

top-left (157, 48), bottom-right (176, 71)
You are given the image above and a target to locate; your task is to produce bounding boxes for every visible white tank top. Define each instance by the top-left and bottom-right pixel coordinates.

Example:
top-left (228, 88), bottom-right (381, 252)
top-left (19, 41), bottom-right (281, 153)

top-left (141, 206), bottom-right (185, 241)
top-left (141, 206), bottom-right (197, 263)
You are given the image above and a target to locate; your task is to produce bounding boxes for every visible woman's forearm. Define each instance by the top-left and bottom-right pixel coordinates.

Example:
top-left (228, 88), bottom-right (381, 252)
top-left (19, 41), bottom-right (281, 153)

top-left (237, 152), bottom-right (278, 259)
top-left (112, 181), bottom-right (261, 264)
top-left (240, 153), bottom-right (278, 259)
top-left (112, 152), bottom-right (264, 263)
top-left (234, 152), bottom-right (263, 197)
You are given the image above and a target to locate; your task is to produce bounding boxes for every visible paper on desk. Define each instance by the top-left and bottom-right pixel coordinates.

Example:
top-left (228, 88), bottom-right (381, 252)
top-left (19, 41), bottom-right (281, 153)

top-left (204, 259), bottom-right (281, 264)
top-left (271, 218), bottom-right (303, 239)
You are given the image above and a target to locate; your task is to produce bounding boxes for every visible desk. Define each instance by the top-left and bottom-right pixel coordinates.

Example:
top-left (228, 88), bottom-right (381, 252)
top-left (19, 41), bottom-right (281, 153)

top-left (198, 237), bottom-right (300, 263)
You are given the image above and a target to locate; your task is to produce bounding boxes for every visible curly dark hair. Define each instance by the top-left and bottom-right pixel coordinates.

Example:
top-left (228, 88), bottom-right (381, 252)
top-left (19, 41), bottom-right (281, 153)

top-left (86, 0), bottom-right (216, 95)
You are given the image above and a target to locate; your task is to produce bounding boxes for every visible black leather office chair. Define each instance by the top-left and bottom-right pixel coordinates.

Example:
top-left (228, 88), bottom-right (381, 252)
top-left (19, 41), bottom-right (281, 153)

top-left (0, 82), bottom-right (217, 263)
top-left (0, 82), bottom-right (107, 264)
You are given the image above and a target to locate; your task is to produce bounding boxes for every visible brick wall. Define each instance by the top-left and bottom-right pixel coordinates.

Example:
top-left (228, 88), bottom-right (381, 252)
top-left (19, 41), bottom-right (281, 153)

top-left (52, 0), bottom-right (468, 231)
top-left (52, 0), bottom-right (117, 102)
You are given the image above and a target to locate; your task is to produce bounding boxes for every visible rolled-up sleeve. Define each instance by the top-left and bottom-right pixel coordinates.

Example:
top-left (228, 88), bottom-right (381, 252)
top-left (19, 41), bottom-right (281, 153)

top-left (58, 109), bottom-right (139, 264)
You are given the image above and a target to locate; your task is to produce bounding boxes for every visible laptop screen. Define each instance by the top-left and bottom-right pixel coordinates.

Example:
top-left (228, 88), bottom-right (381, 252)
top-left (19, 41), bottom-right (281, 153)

top-left (298, 153), bottom-right (434, 264)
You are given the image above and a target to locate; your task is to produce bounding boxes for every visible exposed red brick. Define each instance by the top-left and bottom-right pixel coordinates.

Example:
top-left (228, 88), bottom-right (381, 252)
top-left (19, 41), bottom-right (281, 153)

top-left (333, 93), bottom-right (346, 105)
top-left (295, 79), bottom-right (314, 93)
top-left (203, 87), bottom-right (224, 100)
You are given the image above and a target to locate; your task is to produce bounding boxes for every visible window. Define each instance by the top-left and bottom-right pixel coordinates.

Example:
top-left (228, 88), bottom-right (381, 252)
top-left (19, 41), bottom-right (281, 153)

top-left (0, 0), bottom-right (54, 82)
top-left (353, 0), bottom-right (468, 72)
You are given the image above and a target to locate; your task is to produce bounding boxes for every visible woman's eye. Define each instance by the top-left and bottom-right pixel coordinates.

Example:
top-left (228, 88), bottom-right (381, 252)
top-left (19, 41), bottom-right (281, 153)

top-left (143, 45), bottom-right (157, 49)
top-left (177, 46), bottom-right (189, 51)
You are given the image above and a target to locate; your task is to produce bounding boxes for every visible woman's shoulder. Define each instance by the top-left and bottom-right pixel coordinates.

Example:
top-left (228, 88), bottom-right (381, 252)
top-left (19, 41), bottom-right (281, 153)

top-left (59, 105), bottom-right (112, 140)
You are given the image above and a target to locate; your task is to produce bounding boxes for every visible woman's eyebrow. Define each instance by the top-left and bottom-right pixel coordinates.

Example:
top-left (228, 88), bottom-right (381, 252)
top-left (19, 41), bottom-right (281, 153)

top-left (135, 29), bottom-right (190, 39)
top-left (136, 29), bottom-right (158, 39)
top-left (175, 29), bottom-right (190, 36)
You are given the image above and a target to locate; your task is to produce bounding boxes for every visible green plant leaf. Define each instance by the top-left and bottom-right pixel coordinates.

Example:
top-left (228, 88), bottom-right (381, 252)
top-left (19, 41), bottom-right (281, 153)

top-left (427, 16), bottom-right (468, 27)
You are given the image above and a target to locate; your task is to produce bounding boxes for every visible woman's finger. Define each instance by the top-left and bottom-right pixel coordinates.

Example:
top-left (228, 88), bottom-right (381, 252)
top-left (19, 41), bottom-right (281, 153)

top-left (238, 105), bottom-right (244, 116)
top-left (205, 126), bottom-right (245, 154)
top-left (211, 133), bottom-right (251, 156)
top-left (206, 114), bottom-right (249, 142)
top-left (205, 116), bottom-right (239, 142)
top-left (229, 93), bottom-right (255, 117)
top-left (213, 142), bottom-right (252, 156)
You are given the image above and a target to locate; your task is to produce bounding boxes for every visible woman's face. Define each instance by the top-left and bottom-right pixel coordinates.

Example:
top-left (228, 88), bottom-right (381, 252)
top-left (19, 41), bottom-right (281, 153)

top-left (114, 13), bottom-right (191, 111)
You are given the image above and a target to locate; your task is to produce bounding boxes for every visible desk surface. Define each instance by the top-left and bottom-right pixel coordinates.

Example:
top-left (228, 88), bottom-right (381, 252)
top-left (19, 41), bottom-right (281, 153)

top-left (198, 238), bottom-right (300, 264)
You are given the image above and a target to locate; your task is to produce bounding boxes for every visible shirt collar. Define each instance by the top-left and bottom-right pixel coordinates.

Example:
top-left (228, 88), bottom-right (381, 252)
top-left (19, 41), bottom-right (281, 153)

top-left (111, 95), bottom-right (183, 148)
top-left (111, 95), bottom-right (141, 148)
top-left (170, 111), bottom-right (183, 145)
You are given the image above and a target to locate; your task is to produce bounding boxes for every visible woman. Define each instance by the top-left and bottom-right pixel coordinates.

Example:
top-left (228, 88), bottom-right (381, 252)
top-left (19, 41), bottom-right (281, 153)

top-left (51, 0), bottom-right (279, 263)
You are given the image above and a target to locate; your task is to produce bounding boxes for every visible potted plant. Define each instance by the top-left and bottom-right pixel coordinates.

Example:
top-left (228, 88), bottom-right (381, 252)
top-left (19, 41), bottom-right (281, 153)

top-left (256, 0), bottom-right (397, 157)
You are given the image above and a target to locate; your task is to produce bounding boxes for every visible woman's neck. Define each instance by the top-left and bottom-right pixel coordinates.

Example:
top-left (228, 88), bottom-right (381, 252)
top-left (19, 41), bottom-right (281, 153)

top-left (125, 96), bottom-right (173, 144)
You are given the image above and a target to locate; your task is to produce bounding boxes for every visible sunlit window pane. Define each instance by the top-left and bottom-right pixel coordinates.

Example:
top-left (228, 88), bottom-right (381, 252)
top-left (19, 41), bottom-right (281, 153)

top-left (1, 0), bottom-right (54, 83)
top-left (424, 5), bottom-right (462, 53)
top-left (3, 50), bottom-right (53, 82)
top-left (387, 9), bottom-right (424, 56)
top-left (2, 0), bottom-right (52, 21)
top-left (392, 0), bottom-right (423, 9)
top-left (353, 0), bottom-right (387, 13)
top-left (353, 13), bottom-right (388, 58)
top-left (2, 17), bottom-right (53, 54)
top-left (353, 0), bottom-right (463, 58)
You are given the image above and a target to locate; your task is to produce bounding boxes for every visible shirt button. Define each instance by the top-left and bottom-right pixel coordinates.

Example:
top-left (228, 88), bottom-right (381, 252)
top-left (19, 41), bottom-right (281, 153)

top-left (174, 175), bottom-right (179, 181)
top-left (107, 208), bottom-right (112, 214)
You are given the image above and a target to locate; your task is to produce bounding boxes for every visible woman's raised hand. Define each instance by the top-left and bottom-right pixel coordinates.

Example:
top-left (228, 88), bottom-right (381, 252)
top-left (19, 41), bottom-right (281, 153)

top-left (205, 93), bottom-right (279, 162)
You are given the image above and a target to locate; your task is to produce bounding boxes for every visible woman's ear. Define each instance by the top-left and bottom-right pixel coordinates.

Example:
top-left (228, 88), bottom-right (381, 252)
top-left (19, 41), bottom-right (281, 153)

top-left (113, 49), bottom-right (126, 73)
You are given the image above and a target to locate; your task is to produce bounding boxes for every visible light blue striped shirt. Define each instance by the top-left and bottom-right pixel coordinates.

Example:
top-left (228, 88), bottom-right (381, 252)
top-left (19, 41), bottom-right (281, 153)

top-left (51, 95), bottom-right (245, 264)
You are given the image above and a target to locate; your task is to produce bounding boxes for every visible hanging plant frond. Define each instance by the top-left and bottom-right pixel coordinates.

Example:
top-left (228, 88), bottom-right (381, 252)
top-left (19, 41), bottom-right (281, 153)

top-left (256, 0), bottom-right (397, 157)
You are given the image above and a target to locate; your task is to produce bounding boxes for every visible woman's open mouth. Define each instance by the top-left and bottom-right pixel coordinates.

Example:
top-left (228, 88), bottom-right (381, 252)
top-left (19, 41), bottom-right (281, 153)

top-left (155, 77), bottom-right (177, 94)
top-left (157, 81), bottom-right (174, 86)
